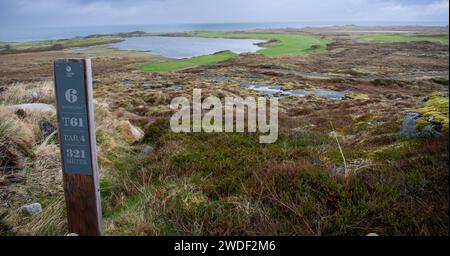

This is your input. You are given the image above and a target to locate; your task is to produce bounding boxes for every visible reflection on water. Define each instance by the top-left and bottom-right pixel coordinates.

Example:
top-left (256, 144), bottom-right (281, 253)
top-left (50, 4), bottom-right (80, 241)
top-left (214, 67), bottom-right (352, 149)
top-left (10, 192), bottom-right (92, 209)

top-left (240, 82), bottom-right (346, 100)
top-left (289, 89), bottom-right (346, 100)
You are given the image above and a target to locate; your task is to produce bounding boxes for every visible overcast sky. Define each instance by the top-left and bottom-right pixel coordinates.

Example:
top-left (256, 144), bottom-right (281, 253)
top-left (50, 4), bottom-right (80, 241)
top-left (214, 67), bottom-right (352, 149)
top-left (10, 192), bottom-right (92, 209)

top-left (0, 0), bottom-right (448, 27)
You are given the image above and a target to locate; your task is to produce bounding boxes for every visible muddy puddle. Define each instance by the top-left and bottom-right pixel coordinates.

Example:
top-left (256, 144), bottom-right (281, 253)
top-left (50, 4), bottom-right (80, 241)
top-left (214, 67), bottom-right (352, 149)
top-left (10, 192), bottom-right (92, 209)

top-left (287, 89), bottom-right (346, 100)
top-left (239, 82), bottom-right (346, 100)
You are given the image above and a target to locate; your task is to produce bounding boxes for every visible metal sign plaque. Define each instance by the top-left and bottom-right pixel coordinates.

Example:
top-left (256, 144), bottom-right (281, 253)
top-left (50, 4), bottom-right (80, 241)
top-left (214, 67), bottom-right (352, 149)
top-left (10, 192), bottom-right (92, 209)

top-left (54, 59), bottom-right (94, 175)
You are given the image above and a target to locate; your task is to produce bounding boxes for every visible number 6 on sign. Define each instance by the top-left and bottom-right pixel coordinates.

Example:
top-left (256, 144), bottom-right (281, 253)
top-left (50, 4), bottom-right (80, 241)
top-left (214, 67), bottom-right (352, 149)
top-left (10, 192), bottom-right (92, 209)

top-left (65, 89), bottom-right (78, 103)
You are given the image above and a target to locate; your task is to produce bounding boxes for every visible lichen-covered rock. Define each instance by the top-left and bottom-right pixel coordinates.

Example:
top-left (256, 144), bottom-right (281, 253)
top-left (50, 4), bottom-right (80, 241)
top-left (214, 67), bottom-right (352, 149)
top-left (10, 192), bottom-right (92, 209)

top-left (416, 95), bottom-right (449, 135)
top-left (399, 95), bottom-right (448, 139)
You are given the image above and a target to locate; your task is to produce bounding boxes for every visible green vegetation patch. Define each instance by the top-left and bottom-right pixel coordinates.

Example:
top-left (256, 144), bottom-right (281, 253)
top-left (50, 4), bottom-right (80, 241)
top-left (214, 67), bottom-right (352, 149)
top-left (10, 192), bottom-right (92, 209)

top-left (135, 32), bottom-right (331, 72)
top-left (416, 95), bottom-right (449, 134)
top-left (365, 140), bottom-right (419, 161)
top-left (134, 51), bottom-right (237, 72)
top-left (193, 31), bottom-right (331, 56)
top-left (360, 34), bottom-right (449, 44)
top-left (0, 36), bottom-right (122, 53)
top-left (100, 119), bottom-right (449, 235)
top-left (344, 93), bottom-right (370, 100)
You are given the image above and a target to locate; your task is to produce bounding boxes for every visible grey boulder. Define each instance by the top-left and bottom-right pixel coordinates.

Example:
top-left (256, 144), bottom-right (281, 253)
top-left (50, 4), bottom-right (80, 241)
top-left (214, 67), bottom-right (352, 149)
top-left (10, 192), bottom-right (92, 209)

top-left (18, 203), bottom-right (43, 216)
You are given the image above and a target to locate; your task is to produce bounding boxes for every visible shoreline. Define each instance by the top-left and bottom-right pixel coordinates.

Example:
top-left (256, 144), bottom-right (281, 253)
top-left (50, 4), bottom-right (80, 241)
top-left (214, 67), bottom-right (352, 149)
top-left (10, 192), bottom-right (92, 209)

top-left (1, 25), bottom-right (448, 57)
top-left (1, 24), bottom-right (448, 44)
top-left (1, 27), bottom-right (448, 73)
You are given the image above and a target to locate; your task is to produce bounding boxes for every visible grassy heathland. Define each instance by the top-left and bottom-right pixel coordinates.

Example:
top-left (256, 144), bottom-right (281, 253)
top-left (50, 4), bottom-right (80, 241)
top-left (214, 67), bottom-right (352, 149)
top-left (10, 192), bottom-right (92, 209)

top-left (360, 34), bottom-right (449, 44)
top-left (0, 37), bottom-right (122, 54)
top-left (135, 32), bottom-right (331, 72)
top-left (134, 51), bottom-right (237, 72)
top-left (1, 76), bottom-right (448, 236)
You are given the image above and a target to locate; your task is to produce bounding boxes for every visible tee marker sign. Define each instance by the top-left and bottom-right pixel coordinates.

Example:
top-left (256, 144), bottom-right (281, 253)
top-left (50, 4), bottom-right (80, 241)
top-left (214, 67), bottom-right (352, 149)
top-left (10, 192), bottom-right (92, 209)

top-left (54, 59), bottom-right (102, 236)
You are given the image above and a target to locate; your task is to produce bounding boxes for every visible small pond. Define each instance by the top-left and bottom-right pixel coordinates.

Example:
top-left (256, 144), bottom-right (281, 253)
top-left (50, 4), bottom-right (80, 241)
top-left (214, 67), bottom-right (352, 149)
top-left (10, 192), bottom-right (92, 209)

top-left (240, 82), bottom-right (346, 100)
top-left (110, 36), bottom-right (266, 59)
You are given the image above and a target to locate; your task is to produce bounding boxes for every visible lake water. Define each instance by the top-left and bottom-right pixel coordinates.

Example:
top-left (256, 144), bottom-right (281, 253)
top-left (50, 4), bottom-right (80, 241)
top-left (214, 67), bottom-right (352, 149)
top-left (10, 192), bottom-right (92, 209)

top-left (2, 21), bottom-right (446, 42)
top-left (109, 36), bottom-right (266, 59)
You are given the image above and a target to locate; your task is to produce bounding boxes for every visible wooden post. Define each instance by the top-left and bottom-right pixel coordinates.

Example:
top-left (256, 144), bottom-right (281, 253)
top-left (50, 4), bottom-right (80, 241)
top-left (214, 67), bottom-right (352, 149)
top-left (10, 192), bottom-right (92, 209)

top-left (53, 59), bottom-right (102, 236)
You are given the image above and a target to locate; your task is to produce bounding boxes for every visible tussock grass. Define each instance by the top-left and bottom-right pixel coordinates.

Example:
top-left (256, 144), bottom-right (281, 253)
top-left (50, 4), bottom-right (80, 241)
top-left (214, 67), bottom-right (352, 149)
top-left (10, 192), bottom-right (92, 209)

top-left (0, 82), bottom-right (146, 235)
top-left (0, 81), bottom-right (54, 105)
top-left (0, 109), bottom-right (36, 156)
top-left (7, 197), bottom-right (67, 236)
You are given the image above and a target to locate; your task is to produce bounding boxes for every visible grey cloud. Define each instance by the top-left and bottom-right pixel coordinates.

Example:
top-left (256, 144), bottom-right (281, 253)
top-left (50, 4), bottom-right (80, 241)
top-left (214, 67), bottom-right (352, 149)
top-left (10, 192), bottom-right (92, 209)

top-left (0, 0), bottom-right (448, 27)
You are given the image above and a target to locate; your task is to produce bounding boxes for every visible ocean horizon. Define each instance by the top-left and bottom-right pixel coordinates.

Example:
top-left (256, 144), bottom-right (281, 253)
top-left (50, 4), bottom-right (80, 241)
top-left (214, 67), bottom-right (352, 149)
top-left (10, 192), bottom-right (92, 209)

top-left (1, 21), bottom-right (448, 42)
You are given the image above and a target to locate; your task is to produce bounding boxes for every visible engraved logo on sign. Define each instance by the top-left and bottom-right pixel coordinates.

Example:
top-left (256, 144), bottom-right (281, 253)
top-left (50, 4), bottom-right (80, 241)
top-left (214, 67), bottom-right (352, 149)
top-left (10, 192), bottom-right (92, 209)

top-left (65, 65), bottom-right (75, 78)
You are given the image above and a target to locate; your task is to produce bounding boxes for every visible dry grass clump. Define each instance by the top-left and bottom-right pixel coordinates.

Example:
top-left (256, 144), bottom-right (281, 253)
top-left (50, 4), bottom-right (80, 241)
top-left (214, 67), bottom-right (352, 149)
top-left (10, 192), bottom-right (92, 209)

top-left (7, 197), bottom-right (67, 236)
top-left (104, 175), bottom-right (266, 236)
top-left (93, 101), bottom-right (145, 171)
top-left (0, 109), bottom-right (36, 157)
top-left (0, 108), bottom-right (57, 145)
top-left (0, 81), bottom-right (58, 152)
top-left (32, 144), bottom-right (62, 184)
top-left (0, 81), bottom-right (54, 105)
top-left (0, 84), bottom-right (142, 235)
top-left (1, 100), bottom-right (64, 235)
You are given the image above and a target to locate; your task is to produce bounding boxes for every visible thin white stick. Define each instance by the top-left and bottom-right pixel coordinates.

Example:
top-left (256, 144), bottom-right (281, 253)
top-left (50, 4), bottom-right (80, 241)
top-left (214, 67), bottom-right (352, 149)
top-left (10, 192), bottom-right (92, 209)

top-left (330, 122), bottom-right (348, 177)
